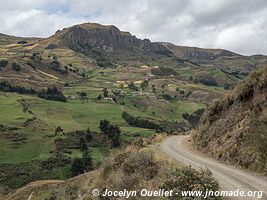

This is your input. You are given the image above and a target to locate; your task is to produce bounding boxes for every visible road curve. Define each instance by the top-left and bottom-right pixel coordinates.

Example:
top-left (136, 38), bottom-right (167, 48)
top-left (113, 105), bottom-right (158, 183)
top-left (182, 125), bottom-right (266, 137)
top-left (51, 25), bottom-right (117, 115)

top-left (160, 135), bottom-right (267, 200)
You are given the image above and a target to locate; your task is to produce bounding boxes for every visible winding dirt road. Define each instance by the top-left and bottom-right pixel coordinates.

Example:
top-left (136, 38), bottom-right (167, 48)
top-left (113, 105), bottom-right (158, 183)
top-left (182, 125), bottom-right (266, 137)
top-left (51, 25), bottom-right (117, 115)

top-left (160, 135), bottom-right (267, 200)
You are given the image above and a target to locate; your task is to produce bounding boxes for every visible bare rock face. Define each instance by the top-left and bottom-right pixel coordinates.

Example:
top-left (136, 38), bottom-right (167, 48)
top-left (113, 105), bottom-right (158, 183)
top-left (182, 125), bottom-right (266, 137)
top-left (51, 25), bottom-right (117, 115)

top-left (62, 24), bottom-right (151, 53)
top-left (54, 23), bottom-right (173, 63)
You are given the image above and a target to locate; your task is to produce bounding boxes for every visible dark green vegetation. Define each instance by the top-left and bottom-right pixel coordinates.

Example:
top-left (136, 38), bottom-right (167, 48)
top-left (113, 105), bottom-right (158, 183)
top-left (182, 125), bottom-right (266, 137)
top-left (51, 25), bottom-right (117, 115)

top-left (0, 22), bottom-right (266, 197)
top-left (2, 146), bottom-right (221, 200)
top-left (0, 82), bottom-right (66, 102)
top-left (192, 66), bottom-right (267, 174)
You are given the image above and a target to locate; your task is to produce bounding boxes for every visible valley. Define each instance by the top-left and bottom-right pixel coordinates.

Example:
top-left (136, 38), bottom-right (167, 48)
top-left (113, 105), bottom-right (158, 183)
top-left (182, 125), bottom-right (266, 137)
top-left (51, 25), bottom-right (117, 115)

top-left (0, 22), bottom-right (266, 199)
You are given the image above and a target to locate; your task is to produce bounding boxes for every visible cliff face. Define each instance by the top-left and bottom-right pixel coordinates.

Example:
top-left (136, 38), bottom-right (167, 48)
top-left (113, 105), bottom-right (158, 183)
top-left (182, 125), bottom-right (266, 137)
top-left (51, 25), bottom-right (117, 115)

top-left (62, 24), bottom-right (151, 53)
top-left (192, 66), bottom-right (267, 174)
top-left (49, 23), bottom-right (173, 63)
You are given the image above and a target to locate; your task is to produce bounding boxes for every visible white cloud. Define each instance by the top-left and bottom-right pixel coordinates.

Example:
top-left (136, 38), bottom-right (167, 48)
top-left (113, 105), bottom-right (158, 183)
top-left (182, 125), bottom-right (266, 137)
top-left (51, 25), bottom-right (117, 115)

top-left (0, 0), bottom-right (266, 55)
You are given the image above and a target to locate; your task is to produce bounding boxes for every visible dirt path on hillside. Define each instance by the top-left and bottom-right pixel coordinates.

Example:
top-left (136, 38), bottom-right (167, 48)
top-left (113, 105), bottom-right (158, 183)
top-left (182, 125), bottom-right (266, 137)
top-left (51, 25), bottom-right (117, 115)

top-left (160, 135), bottom-right (267, 200)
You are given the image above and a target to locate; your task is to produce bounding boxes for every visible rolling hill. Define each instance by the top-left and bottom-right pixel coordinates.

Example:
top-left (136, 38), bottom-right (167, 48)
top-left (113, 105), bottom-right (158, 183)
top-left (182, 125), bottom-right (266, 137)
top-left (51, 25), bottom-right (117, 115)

top-left (0, 22), bottom-right (267, 198)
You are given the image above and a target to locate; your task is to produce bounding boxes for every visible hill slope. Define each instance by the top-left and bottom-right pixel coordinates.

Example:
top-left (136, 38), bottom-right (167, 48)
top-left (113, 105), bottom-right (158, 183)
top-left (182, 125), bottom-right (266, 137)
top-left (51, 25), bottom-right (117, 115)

top-left (37, 23), bottom-right (174, 65)
top-left (192, 66), bottom-right (267, 174)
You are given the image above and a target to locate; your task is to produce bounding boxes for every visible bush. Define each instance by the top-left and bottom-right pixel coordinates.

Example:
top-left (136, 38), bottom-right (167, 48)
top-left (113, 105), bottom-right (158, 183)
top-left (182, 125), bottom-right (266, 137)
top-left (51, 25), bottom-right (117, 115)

top-left (199, 77), bottom-right (218, 86)
top-left (17, 40), bottom-right (27, 44)
top-left (162, 166), bottom-right (221, 200)
top-left (122, 151), bottom-right (159, 180)
top-left (12, 63), bottom-right (21, 71)
top-left (128, 82), bottom-right (137, 91)
top-left (162, 93), bottom-right (173, 101)
top-left (0, 60), bottom-right (8, 68)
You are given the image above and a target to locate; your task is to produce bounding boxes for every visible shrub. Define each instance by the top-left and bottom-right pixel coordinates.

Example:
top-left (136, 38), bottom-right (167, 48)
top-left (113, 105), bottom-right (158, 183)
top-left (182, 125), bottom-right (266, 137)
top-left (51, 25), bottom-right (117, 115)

top-left (199, 77), bottom-right (218, 86)
top-left (162, 166), bottom-right (221, 200)
top-left (162, 93), bottom-right (173, 101)
top-left (17, 40), bottom-right (27, 44)
top-left (0, 60), bottom-right (8, 68)
top-left (12, 63), bottom-right (21, 71)
top-left (122, 151), bottom-right (159, 180)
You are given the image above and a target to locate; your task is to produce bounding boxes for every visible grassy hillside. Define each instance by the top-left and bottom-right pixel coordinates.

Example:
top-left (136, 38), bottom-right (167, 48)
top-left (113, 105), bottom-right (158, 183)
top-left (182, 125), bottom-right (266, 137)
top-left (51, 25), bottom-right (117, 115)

top-left (192, 66), bottom-right (267, 174)
top-left (0, 22), bottom-right (267, 196)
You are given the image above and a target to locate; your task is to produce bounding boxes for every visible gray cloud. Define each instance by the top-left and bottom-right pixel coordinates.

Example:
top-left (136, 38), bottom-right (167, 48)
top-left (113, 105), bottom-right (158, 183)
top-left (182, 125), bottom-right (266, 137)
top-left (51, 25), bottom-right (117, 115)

top-left (0, 0), bottom-right (266, 55)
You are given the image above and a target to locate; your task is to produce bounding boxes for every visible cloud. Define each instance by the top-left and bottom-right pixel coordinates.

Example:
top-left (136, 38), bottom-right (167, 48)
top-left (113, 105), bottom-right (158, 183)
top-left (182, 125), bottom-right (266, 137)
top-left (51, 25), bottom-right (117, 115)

top-left (0, 0), bottom-right (266, 55)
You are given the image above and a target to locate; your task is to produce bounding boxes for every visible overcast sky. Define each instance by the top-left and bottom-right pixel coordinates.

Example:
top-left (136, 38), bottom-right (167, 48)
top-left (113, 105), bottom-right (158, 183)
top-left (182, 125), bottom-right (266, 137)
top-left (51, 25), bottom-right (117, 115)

top-left (0, 0), bottom-right (267, 55)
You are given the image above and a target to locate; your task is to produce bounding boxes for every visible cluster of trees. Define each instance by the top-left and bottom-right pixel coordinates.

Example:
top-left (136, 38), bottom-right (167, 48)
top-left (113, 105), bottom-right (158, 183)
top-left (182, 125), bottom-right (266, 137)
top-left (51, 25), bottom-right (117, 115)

top-left (53, 128), bottom-right (93, 176)
top-left (38, 86), bottom-right (67, 102)
top-left (0, 81), bottom-right (36, 94)
top-left (198, 77), bottom-right (218, 86)
top-left (99, 119), bottom-right (121, 147)
top-left (50, 60), bottom-right (68, 74)
top-left (96, 60), bottom-right (114, 68)
top-left (70, 129), bottom-right (93, 176)
top-left (0, 82), bottom-right (67, 102)
top-left (162, 93), bottom-right (173, 101)
top-left (151, 67), bottom-right (177, 76)
top-left (31, 52), bottom-right (42, 61)
top-left (122, 111), bottom-right (162, 131)
top-left (17, 40), bottom-right (28, 44)
top-left (182, 108), bottom-right (205, 128)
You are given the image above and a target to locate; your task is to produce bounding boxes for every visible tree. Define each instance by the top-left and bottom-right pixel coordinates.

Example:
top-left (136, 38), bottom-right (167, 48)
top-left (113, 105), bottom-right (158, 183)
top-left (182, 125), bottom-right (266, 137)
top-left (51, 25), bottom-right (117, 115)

top-left (180, 90), bottom-right (185, 94)
top-left (85, 128), bottom-right (93, 143)
top-left (189, 76), bottom-right (193, 81)
top-left (128, 82), bottom-right (136, 90)
top-left (99, 120), bottom-right (121, 147)
top-left (82, 148), bottom-right (93, 171)
top-left (152, 84), bottom-right (156, 93)
top-left (103, 88), bottom-right (109, 97)
top-left (97, 94), bottom-right (102, 100)
top-left (79, 92), bottom-right (87, 100)
top-left (108, 124), bottom-right (121, 147)
top-left (79, 137), bottom-right (88, 151)
top-left (99, 119), bottom-right (110, 134)
top-left (55, 126), bottom-right (63, 136)
top-left (0, 60), bottom-right (8, 68)
top-left (71, 158), bottom-right (85, 176)
top-left (140, 80), bottom-right (149, 91)
top-left (12, 63), bottom-right (21, 71)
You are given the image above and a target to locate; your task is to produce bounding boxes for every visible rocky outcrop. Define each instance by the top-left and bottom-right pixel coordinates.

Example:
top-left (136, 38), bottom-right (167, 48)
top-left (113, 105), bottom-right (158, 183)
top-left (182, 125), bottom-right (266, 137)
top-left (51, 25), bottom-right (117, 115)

top-left (62, 24), bottom-right (151, 53)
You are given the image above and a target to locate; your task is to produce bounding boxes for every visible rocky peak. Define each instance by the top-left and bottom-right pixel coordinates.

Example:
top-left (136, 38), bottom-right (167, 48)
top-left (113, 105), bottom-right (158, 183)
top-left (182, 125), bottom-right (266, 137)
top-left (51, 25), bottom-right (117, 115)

top-left (61, 23), bottom-right (151, 53)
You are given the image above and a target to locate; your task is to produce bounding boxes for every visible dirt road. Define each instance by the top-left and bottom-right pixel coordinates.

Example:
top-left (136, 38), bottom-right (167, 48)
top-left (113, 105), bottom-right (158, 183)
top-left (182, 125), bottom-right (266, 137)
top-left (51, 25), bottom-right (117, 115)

top-left (160, 135), bottom-right (267, 200)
